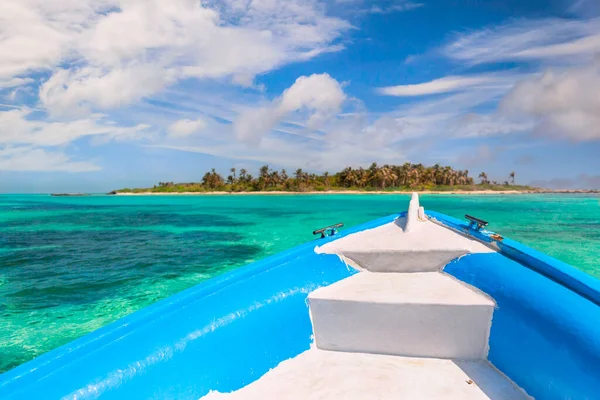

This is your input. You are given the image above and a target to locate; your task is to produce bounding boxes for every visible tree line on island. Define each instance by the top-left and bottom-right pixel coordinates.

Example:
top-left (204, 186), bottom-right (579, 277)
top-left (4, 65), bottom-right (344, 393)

top-left (117, 163), bottom-right (527, 193)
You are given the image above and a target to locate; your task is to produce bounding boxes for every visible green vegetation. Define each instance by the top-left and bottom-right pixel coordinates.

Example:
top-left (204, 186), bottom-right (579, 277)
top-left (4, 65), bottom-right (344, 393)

top-left (114, 163), bottom-right (536, 193)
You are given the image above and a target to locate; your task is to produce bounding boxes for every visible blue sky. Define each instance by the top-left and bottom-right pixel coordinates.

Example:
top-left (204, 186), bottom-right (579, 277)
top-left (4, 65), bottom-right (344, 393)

top-left (1, 0), bottom-right (599, 192)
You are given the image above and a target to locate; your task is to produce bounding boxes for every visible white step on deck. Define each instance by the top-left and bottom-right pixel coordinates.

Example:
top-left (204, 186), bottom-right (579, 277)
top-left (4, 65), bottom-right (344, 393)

top-left (202, 349), bottom-right (529, 400)
top-left (316, 217), bottom-right (494, 272)
top-left (308, 272), bottom-right (495, 360)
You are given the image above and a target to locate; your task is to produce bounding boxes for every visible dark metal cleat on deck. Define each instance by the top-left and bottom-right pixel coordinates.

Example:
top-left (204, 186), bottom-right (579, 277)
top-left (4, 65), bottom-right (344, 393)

top-left (313, 223), bottom-right (344, 239)
top-left (465, 215), bottom-right (488, 231)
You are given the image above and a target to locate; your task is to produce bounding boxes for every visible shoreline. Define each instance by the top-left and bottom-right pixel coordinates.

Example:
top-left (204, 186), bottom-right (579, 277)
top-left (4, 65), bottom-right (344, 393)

top-left (113, 189), bottom-right (597, 196)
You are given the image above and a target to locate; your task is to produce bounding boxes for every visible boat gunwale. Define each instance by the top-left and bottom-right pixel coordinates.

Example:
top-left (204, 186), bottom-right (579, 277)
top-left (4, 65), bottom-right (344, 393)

top-left (427, 210), bottom-right (600, 307)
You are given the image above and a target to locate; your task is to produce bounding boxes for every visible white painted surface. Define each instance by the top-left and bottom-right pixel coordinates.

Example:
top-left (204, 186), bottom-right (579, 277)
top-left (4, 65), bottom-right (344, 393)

top-left (418, 205), bottom-right (426, 221)
top-left (404, 192), bottom-right (420, 233)
top-left (317, 217), bottom-right (493, 254)
top-left (315, 193), bottom-right (493, 272)
top-left (339, 250), bottom-right (469, 272)
top-left (316, 214), bottom-right (494, 272)
top-left (310, 271), bottom-right (493, 306)
top-left (309, 272), bottom-right (494, 360)
top-left (201, 349), bottom-right (529, 400)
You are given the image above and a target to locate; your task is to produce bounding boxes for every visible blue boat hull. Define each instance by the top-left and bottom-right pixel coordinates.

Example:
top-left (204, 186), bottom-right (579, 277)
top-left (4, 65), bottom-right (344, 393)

top-left (1, 211), bottom-right (599, 399)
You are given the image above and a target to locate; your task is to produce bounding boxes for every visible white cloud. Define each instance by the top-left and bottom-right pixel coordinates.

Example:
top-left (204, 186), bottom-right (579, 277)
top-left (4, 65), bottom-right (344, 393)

top-left (214, 0), bottom-right (350, 50)
top-left (501, 63), bottom-right (600, 141)
top-left (335, 0), bottom-right (424, 14)
top-left (0, 0), bottom-right (115, 79)
top-left (452, 113), bottom-right (534, 138)
top-left (368, 2), bottom-right (424, 14)
top-left (2, 0), bottom-right (350, 115)
top-left (395, 17), bottom-right (600, 144)
top-left (7, 2), bottom-right (599, 180)
top-left (40, 65), bottom-right (175, 116)
top-left (154, 85), bottom-right (512, 172)
top-left (514, 33), bottom-right (600, 59)
top-left (80, 0), bottom-right (289, 80)
top-left (0, 0), bottom-right (354, 176)
top-left (378, 75), bottom-right (505, 96)
top-left (150, 127), bottom-right (407, 173)
top-left (374, 82), bottom-right (528, 140)
top-left (0, 108), bottom-right (151, 172)
top-left (0, 2), bottom-right (67, 79)
top-left (442, 17), bottom-right (600, 66)
top-left (134, 14), bottom-right (600, 181)
top-left (0, 146), bottom-right (100, 172)
top-left (167, 118), bottom-right (207, 138)
top-left (234, 107), bottom-right (282, 144)
top-left (279, 74), bottom-right (347, 127)
top-left (0, 78), bottom-right (34, 90)
top-left (0, 109), bottom-right (150, 147)
top-left (150, 68), bottom-right (531, 173)
top-left (151, 87), bottom-right (423, 171)
top-left (234, 73), bottom-right (347, 143)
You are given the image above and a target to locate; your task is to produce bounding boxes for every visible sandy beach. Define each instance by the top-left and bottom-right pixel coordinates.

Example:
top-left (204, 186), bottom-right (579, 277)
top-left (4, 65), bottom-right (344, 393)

top-left (114, 189), bottom-right (551, 196)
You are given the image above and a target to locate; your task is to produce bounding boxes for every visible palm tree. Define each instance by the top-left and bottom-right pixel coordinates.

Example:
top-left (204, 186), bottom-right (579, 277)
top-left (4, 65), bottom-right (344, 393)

top-left (375, 166), bottom-right (397, 189)
top-left (398, 163), bottom-right (411, 186)
top-left (368, 162), bottom-right (378, 177)
top-left (357, 167), bottom-right (369, 188)
top-left (478, 172), bottom-right (489, 184)
top-left (343, 168), bottom-right (360, 188)
top-left (509, 171), bottom-right (515, 185)
top-left (270, 170), bottom-right (281, 187)
top-left (259, 165), bottom-right (270, 190)
top-left (458, 170), bottom-right (470, 185)
top-left (294, 168), bottom-right (305, 190)
top-left (338, 167), bottom-right (353, 187)
top-left (202, 168), bottom-right (224, 189)
top-left (350, 169), bottom-right (359, 187)
top-left (447, 170), bottom-right (457, 186)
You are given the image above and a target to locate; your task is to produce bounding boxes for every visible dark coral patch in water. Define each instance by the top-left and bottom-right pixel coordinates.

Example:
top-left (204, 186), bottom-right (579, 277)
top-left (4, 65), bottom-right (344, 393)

top-left (0, 228), bottom-right (261, 310)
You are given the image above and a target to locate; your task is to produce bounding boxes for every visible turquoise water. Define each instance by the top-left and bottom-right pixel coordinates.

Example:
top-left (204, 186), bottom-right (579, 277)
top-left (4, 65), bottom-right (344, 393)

top-left (0, 193), bottom-right (598, 373)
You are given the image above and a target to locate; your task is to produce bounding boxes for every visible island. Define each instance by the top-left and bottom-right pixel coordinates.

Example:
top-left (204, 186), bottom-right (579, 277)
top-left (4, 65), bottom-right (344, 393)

top-left (112, 163), bottom-right (543, 194)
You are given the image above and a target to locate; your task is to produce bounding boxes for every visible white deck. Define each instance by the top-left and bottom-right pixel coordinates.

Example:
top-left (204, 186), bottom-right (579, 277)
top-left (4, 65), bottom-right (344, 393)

top-left (201, 194), bottom-right (529, 399)
top-left (308, 272), bottom-right (494, 359)
top-left (202, 349), bottom-right (529, 400)
top-left (309, 271), bottom-right (493, 306)
top-left (316, 210), bottom-right (494, 272)
top-left (316, 217), bottom-right (493, 255)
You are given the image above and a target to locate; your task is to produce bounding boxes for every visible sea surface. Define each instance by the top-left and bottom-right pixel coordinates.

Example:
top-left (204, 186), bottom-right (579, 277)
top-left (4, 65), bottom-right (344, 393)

top-left (0, 193), bottom-right (599, 373)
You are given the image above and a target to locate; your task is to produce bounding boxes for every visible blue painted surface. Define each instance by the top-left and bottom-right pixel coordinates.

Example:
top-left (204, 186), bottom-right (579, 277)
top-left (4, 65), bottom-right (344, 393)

top-left (445, 253), bottom-right (600, 400)
top-left (427, 210), bottom-right (600, 306)
top-left (0, 214), bottom-right (398, 399)
top-left (429, 211), bottom-right (600, 400)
